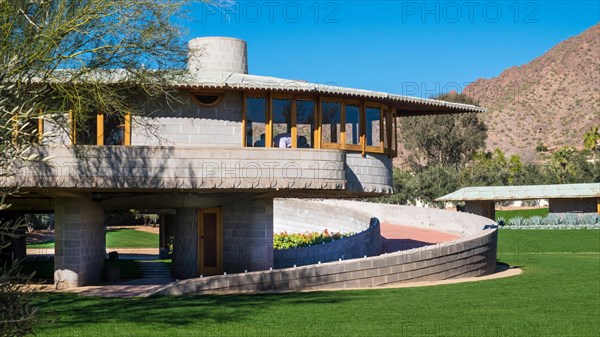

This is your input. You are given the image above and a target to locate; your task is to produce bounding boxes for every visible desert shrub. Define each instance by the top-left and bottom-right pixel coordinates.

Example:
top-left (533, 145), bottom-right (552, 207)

top-left (496, 217), bottom-right (506, 226)
top-left (581, 214), bottom-right (599, 225)
top-left (543, 214), bottom-right (560, 226)
top-left (562, 213), bottom-right (579, 226)
top-left (527, 216), bottom-right (544, 226)
top-left (508, 216), bottom-right (525, 226)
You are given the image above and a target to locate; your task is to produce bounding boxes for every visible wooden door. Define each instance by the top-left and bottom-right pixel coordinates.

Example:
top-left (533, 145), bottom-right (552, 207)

top-left (198, 208), bottom-right (222, 276)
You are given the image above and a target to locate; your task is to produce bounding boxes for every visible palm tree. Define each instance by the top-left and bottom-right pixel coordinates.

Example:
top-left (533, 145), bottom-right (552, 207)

top-left (583, 126), bottom-right (600, 160)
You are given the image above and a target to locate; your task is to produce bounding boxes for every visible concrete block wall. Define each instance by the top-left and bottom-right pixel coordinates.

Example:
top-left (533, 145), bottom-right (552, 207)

top-left (274, 218), bottom-right (381, 268)
top-left (53, 194), bottom-right (105, 287)
top-left (273, 199), bottom-right (373, 234)
top-left (151, 201), bottom-right (498, 295)
top-left (223, 197), bottom-right (274, 273)
top-left (132, 91), bottom-right (242, 147)
top-left (12, 146), bottom-right (347, 192)
top-left (345, 153), bottom-right (393, 194)
top-left (548, 197), bottom-right (598, 214)
top-left (170, 209), bottom-right (199, 279)
top-left (188, 37), bottom-right (248, 76)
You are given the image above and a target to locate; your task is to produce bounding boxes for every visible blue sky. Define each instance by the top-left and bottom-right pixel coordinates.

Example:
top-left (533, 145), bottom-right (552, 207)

top-left (184, 1), bottom-right (599, 98)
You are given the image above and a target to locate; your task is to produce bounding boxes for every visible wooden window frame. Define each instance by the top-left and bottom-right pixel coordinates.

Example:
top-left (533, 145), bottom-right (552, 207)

top-left (242, 91), bottom-right (269, 148)
top-left (364, 102), bottom-right (386, 154)
top-left (320, 97), bottom-right (344, 149)
top-left (342, 99), bottom-right (362, 152)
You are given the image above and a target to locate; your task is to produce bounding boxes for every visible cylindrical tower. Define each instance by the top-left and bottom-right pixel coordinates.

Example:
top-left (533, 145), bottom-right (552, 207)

top-left (188, 37), bottom-right (248, 76)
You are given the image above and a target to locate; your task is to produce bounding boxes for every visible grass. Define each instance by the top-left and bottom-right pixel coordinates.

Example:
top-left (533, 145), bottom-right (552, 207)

top-left (27, 228), bottom-right (158, 249)
top-left (496, 207), bottom-right (549, 220)
top-left (30, 230), bottom-right (600, 337)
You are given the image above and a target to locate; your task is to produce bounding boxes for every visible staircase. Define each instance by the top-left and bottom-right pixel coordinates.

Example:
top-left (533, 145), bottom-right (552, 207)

top-left (137, 261), bottom-right (172, 279)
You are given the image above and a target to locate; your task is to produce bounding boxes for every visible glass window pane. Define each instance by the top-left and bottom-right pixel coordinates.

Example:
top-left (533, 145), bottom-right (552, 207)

top-left (345, 104), bottom-right (360, 145)
top-left (366, 107), bottom-right (381, 146)
top-left (321, 101), bottom-right (341, 144)
top-left (272, 98), bottom-right (293, 148)
top-left (382, 109), bottom-right (389, 149)
top-left (75, 112), bottom-right (98, 145)
top-left (105, 113), bottom-right (125, 145)
top-left (296, 99), bottom-right (315, 148)
top-left (246, 97), bottom-right (266, 147)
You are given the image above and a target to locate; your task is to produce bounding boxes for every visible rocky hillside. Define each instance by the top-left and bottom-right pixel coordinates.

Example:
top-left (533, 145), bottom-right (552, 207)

top-left (464, 23), bottom-right (600, 162)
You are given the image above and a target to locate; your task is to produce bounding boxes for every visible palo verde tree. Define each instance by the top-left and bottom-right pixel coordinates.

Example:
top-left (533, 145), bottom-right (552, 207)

top-left (1, 1), bottom-right (198, 335)
top-left (398, 92), bottom-right (487, 171)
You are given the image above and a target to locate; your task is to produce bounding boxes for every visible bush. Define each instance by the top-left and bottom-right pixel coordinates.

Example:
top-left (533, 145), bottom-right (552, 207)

top-left (273, 229), bottom-right (353, 250)
top-left (508, 216), bottom-right (525, 226)
top-left (581, 214), bottom-right (599, 225)
top-left (562, 214), bottom-right (579, 226)
top-left (496, 217), bottom-right (506, 226)
top-left (526, 216), bottom-right (544, 226)
top-left (543, 214), bottom-right (560, 226)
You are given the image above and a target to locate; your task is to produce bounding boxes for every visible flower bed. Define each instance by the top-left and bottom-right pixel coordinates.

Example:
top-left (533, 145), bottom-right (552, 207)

top-left (273, 229), bottom-right (353, 250)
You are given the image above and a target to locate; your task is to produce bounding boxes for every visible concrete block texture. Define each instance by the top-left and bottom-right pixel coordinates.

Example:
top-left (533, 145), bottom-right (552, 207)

top-left (149, 202), bottom-right (498, 296)
top-left (54, 194), bottom-right (105, 288)
top-left (223, 197), bottom-right (274, 273)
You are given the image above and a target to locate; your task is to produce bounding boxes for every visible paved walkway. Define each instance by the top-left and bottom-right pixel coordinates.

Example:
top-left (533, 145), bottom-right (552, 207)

top-left (379, 222), bottom-right (461, 253)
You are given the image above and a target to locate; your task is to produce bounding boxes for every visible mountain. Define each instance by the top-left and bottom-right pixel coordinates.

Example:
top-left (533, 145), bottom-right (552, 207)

top-left (464, 23), bottom-right (600, 162)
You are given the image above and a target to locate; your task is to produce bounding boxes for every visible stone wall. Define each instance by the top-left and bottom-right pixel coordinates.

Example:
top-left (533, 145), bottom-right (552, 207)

top-left (223, 197), bottom-right (274, 273)
top-left (53, 194), bottom-right (105, 287)
top-left (170, 209), bottom-right (199, 279)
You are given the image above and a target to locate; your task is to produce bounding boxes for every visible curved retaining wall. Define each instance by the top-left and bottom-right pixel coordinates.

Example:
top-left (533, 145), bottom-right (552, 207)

top-left (150, 200), bottom-right (498, 295)
top-left (274, 219), bottom-right (381, 269)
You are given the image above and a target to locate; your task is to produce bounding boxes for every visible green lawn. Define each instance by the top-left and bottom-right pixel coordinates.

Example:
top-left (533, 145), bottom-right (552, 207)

top-left (27, 228), bottom-right (158, 249)
top-left (30, 230), bottom-right (600, 337)
top-left (496, 207), bottom-right (549, 220)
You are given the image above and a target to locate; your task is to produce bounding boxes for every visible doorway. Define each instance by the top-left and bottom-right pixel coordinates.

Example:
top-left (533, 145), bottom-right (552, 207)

top-left (198, 208), bottom-right (222, 276)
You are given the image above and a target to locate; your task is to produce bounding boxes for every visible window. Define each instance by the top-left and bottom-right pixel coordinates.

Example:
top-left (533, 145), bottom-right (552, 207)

top-left (296, 99), bottom-right (315, 148)
top-left (191, 92), bottom-right (223, 107)
top-left (321, 101), bottom-right (341, 145)
top-left (272, 98), bottom-right (292, 148)
top-left (365, 106), bottom-right (381, 147)
top-left (104, 113), bottom-right (126, 145)
top-left (345, 104), bottom-right (360, 145)
top-left (71, 110), bottom-right (131, 146)
top-left (245, 97), bottom-right (267, 147)
top-left (74, 112), bottom-right (98, 145)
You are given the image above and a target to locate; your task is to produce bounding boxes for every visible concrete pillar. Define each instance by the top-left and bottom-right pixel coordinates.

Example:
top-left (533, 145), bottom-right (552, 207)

top-left (170, 209), bottom-right (199, 279)
top-left (53, 194), bottom-right (105, 288)
top-left (223, 197), bottom-right (274, 273)
top-left (464, 200), bottom-right (495, 220)
top-left (158, 214), bottom-right (170, 259)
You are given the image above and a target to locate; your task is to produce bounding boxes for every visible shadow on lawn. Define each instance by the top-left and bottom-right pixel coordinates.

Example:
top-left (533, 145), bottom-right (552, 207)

top-left (34, 291), bottom-right (353, 328)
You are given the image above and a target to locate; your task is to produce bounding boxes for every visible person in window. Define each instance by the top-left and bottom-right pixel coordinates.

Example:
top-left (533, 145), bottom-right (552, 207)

top-left (253, 133), bottom-right (265, 147)
top-left (274, 132), bottom-right (291, 148)
top-left (106, 124), bottom-right (125, 145)
top-left (298, 136), bottom-right (310, 148)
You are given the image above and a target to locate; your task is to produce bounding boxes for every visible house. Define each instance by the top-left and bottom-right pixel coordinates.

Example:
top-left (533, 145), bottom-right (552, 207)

top-left (1, 37), bottom-right (483, 288)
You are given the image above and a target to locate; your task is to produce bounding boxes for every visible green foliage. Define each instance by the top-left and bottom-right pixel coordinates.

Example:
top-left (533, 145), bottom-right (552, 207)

top-left (582, 126), bottom-right (599, 154)
top-left (399, 93), bottom-right (487, 170)
top-left (548, 146), bottom-right (596, 184)
top-left (273, 230), bottom-right (352, 250)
